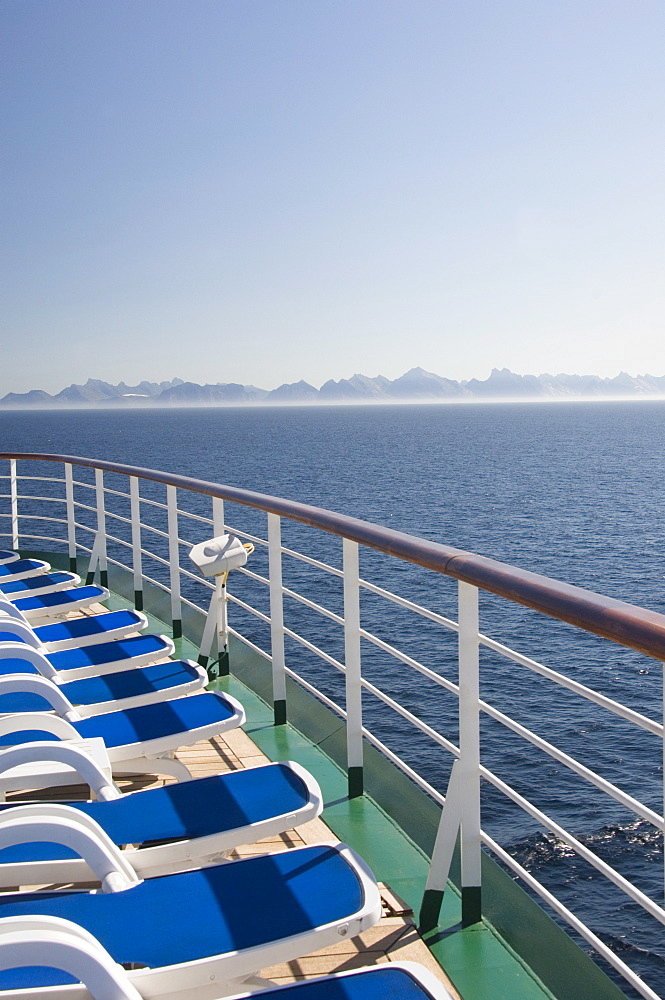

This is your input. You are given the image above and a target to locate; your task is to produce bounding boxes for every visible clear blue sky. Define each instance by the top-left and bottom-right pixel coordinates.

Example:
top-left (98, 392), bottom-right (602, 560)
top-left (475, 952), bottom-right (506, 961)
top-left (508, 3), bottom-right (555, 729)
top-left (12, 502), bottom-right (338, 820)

top-left (2, 0), bottom-right (664, 394)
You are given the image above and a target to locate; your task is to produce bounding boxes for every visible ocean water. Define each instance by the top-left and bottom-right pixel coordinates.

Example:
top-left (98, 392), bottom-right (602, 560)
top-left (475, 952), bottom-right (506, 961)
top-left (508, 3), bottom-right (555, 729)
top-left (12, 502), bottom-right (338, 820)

top-left (1, 401), bottom-right (664, 993)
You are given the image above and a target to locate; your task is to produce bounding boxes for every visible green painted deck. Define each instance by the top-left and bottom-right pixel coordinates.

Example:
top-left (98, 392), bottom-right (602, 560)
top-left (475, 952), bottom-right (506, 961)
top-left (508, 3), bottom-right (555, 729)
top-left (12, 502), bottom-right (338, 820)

top-left (218, 670), bottom-right (558, 1000)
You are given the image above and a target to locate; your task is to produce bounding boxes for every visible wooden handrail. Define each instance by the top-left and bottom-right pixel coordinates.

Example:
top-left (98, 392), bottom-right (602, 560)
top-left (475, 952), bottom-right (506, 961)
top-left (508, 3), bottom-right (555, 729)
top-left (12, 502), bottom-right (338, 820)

top-left (3, 451), bottom-right (665, 661)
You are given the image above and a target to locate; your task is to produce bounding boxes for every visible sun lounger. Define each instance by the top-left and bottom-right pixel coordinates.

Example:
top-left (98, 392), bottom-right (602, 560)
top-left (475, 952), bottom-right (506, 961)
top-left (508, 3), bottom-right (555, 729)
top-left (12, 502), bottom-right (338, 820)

top-left (0, 649), bottom-right (207, 715)
top-left (0, 839), bottom-right (380, 998)
top-left (0, 601), bottom-right (174, 678)
top-left (0, 552), bottom-right (19, 566)
top-left (7, 586), bottom-right (110, 621)
top-left (0, 758), bottom-right (323, 883)
top-left (0, 628), bottom-right (175, 680)
top-left (0, 915), bottom-right (451, 1000)
top-left (0, 690), bottom-right (245, 779)
top-left (0, 606), bottom-right (149, 651)
top-left (0, 560), bottom-right (50, 585)
top-left (0, 571), bottom-right (81, 600)
top-left (0, 632), bottom-right (182, 684)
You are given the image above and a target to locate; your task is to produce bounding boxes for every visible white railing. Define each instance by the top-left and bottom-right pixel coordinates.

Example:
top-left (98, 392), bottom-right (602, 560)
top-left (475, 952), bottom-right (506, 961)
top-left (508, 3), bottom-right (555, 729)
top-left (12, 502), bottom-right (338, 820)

top-left (0, 455), bottom-right (663, 1000)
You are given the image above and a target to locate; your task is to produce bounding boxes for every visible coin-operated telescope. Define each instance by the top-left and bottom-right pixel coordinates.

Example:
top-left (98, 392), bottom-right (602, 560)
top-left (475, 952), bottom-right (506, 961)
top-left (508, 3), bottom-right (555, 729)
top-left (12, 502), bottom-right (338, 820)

top-left (189, 534), bottom-right (253, 677)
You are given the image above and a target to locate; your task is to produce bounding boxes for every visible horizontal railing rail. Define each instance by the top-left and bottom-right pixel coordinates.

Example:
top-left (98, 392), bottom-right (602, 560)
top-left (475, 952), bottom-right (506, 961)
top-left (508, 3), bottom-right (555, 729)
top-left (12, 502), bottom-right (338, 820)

top-left (3, 451), bottom-right (665, 660)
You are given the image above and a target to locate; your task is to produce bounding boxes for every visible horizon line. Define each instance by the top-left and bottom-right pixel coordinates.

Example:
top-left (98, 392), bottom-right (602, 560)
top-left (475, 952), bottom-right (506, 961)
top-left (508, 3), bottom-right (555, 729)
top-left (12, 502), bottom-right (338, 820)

top-left (4, 394), bottom-right (665, 412)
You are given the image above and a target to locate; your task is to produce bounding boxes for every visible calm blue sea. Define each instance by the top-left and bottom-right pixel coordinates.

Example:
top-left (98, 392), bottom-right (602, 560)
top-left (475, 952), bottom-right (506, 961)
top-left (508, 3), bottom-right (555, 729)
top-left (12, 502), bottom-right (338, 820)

top-left (1, 401), bottom-right (664, 993)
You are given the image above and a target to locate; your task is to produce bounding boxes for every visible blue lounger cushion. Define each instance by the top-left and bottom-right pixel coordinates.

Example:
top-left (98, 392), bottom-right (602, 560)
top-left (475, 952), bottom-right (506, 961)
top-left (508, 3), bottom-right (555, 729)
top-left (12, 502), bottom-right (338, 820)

top-left (0, 551), bottom-right (19, 564)
top-left (45, 634), bottom-right (172, 673)
top-left (235, 966), bottom-right (452, 1000)
top-left (0, 633), bottom-right (173, 679)
top-left (0, 762), bottom-right (315, 863)
top-left (0, 571), bottom-right (78, 596)
top-left (0, 659), bottom-right (202, 711)
top-left (28, 609), bottom-right (147, 647)
top-left (11, 586), bottom-right (107, 613)
top-left (0, 844), bottom-right (367, 988)
top-left (0, 691), bottom-right (239, 749)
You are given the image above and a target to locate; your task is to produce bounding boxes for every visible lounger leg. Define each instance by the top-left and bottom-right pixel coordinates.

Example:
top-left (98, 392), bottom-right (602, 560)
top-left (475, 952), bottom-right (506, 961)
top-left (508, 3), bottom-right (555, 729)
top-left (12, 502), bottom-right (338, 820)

top-left (208, 973), bottom-right (277, 997)
top-left (114, 756), bottom-right (193, 782)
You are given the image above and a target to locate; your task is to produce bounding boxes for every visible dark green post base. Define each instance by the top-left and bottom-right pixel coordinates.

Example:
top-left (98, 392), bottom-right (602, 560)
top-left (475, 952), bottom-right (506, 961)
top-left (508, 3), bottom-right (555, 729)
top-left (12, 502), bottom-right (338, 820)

top-left (348, 765), bottom-right (364, 799)
top-left (172, 619), bottom-right (182, 639)
top-left (274, 699), bottom-right (287, 725)
top-left (134, 590), bottom-right (143, 611)
top-left (85, 566), bottom-right (108, 587)
top-left (199, 649), bottom-right (229, 681)
top-left (418, 888), bottom-right (444, 933)
top-left (462, 885), bottom-right (482, 926)
top-left (419, 885), bottom-right (481, 932)
top-left (69, 557), bottom-right (78, 574)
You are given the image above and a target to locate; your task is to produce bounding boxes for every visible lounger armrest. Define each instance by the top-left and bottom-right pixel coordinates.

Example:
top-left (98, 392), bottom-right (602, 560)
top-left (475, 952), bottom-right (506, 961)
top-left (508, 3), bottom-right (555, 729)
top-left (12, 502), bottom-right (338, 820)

top-left (0, 916), bottom-right (143, 1000)
top-left (0, 673), bottom-right (77, 717)
top-left (0, 622), bottom-right (43, 651)
top-left (0, 712), bottom-right (79, 741)
top-left (0, 601), bottom-right (27, 624)
top-left (0, 641), bottom-right (55, 677)
top-left (286, 760), bottom-right (325, 817)
top-left (0, 741), bottom-right (118, 801)
top-left (0, 805), bottom-right (141, 892)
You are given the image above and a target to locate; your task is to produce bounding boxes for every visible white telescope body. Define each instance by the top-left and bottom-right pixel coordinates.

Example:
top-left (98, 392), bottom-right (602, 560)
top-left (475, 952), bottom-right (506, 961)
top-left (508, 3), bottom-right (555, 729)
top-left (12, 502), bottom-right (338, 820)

top-left (189, 534), bottom-right (247, 578)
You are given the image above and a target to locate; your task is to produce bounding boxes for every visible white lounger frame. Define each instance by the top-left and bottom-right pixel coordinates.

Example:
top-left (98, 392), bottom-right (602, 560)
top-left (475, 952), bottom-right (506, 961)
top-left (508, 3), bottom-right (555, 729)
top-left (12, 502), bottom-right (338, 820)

top-left (0, 613), bottom-right (170, 678)
top-left (0, 561), bottom-right (50, 584)
top-left (0, 645), bottom-right (205, 714)
top-left (0, 758), bottom-right (323, 883)
top-left (0, 572), bottom-right (81, 601)
top-left (11, 587), bottom-right (111, 622)
top-left (0, 691), bottom-right (246, 781)
top-left (0, 926), bottom-right (449, 1000)
top-left (0, 602), bottom-right (151, 651)
top-left (0, 839), bottom-right (381, 1000)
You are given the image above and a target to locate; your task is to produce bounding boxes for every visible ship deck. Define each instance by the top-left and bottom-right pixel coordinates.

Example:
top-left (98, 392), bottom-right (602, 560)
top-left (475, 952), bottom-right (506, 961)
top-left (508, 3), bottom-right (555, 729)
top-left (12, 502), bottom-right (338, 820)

top-left (8, 595), bottom-right (578, 1000)
top-left (8, 600), bottom-right (457, 995)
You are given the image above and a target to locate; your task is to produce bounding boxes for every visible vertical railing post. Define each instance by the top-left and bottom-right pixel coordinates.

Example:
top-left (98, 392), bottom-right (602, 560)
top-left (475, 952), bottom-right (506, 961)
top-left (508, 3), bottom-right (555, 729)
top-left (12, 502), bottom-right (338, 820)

top-left (9, 460), bottom-right (19, 552)
top-left (268, 513), bottom-right (287, 724)
top-left (64, 464), bottom-right (76, 573)
top-left (87, 469), bottom-right (108, 587)
top-left (213, 497), bottom-right (229, 676)
top-left (130, 477), bottom-right (143, 610)
top-left (197, 498), bottom-right (228, 677)
top-left (457, 580), bottom-right (482, 925)
top-left (96, 469), bottom-right (108, 588)
top-left (420, 582), bottom-right (482, 932)
top-left (166, 485), bottom-right (182, 638)
top-left (343, 538), bottom-right (363, 798)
